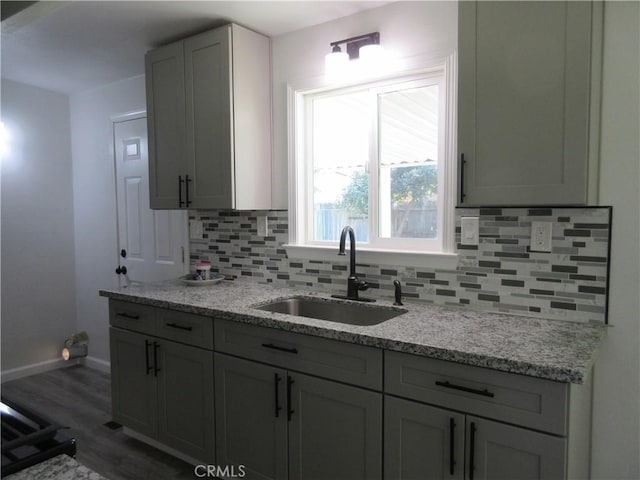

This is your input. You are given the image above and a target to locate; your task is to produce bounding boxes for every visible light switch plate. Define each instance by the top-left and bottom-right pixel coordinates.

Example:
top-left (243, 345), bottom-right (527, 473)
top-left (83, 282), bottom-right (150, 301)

top-left (531, 221), bottom-right (552, 252)
top-left (461, 217), bottom-right (479, 245)
top-left (189, 220), bottom-right (203, 239)
top-left (257, 215), bottom-right (268, 237)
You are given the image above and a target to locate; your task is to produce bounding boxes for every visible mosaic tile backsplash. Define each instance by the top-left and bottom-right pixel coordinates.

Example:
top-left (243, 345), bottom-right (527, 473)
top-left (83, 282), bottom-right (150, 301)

top-left (189, 207), bottom-right (611, 324)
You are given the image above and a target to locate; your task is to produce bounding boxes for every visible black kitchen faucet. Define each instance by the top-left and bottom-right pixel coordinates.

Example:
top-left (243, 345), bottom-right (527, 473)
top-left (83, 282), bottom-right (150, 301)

top-left (331, 226), bottom-right (375, 302)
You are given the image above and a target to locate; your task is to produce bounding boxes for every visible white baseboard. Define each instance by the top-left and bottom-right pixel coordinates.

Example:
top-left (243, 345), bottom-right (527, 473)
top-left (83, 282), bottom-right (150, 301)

top-left (0, 356), bottom-right (110, 383)
top-left (123, 427), bottom-right (203, 466)
top-left (0, 357), bottom-right (80, 383)
top-left (85, 355), bottom-right (110, 374)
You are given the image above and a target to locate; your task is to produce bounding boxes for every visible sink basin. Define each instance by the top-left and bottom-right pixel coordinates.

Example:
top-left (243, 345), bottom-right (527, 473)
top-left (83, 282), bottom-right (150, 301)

top-left (253, 296), bottom-right (406, 326)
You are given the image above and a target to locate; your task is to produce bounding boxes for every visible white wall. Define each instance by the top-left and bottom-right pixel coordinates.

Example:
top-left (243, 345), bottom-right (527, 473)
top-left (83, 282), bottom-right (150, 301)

top-left (69, 75), bottom-right (146, 368)
top-left (271, 1), bottom-right (458, 208)
top-left (591, 2), bottom-right (640, 478)
top-left (1, 79), bottom-right (77, 376)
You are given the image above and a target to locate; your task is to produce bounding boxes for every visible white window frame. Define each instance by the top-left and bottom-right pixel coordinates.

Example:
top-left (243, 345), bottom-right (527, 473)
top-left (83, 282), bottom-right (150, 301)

top-left (285, 53), bottom-right (458, 269)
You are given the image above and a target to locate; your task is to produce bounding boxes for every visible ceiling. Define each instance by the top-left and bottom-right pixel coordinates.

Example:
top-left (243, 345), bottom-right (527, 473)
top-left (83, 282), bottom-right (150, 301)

top-left (1, 1), bottom-right (390, 95)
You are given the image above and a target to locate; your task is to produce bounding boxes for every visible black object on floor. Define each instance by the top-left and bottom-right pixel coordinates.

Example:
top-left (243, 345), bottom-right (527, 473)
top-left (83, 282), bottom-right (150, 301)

top-left (103, 420), bottom-right (122, 430)
top-left (1, 396), bottom-right (76, 477)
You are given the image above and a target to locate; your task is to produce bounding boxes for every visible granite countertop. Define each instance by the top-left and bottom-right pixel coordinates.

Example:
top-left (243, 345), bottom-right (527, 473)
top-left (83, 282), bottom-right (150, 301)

top-left (99, 279), bottom-right (607, 384)
top-left (4, 454), bottom-right (107, 480)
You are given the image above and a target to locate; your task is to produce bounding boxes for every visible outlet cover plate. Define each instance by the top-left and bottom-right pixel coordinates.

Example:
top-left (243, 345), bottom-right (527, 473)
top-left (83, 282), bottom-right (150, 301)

top-left (531, 221), bottom-right (552, 252)
top-left (461, 217), bottom-right (479, 245)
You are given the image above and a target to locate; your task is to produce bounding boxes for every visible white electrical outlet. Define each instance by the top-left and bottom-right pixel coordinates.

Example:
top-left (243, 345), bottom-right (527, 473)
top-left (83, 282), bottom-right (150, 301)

top-left (257, 215), bottom-right (268, 237)
top-left (189, 220), bottom-right (203, 239)
top-left (461, 217), bottom-right (479, 245)
top-left (531, 221), bottom-right (553, 252)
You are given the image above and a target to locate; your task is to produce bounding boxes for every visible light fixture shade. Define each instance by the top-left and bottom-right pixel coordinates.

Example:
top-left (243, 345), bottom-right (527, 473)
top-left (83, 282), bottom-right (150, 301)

top-left (325, 51), bottom-right (349, 71)
top-left (359, 44), bottom-right (385, 62)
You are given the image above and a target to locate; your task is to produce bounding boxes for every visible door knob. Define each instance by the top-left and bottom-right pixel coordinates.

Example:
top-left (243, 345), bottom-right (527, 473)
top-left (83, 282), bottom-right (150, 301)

top-left (115, 266), bottom-right (128, 275)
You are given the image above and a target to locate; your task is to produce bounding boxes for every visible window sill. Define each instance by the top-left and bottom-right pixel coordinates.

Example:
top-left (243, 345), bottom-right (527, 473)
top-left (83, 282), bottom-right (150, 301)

top-left (283, 244), bottom-right (459, 270)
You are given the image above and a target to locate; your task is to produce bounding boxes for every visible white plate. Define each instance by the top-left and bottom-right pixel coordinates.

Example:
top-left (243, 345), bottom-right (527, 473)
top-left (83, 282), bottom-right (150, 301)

top-left (179, 273), bottom-right (225, 286)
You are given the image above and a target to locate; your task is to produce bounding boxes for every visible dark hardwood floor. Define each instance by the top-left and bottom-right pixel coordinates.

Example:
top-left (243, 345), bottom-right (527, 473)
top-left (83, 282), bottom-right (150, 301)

top-left (2, 365), bottom-right (200, 479)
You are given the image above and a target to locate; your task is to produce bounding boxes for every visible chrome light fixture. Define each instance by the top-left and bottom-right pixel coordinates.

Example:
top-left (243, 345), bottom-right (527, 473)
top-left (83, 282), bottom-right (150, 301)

top-left (325, 32), bottom-right (384, 80)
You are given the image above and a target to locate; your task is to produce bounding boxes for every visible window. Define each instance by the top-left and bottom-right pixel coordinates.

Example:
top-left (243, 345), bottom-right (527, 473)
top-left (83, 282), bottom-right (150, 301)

top-left (288, 61), bottom-right (457, 268)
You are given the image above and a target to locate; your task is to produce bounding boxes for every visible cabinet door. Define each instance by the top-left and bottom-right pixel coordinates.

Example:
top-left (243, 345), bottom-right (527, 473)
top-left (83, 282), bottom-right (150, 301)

top-left (146, 41), bottom-right (186, 209)
top-left (214, 354), bottom-right (288, 480)
top-left (109, 328), bottom-right (157, 438)
top-left (384, 396), bottom-right (464, 480)
top-left (458, 1), bottom-right (593, 205)
top-left (156, 339), bottom-right (214, 463)
top-left (467, 416), bottom-right (566, 480)
top-left (288, 373), bottom-right (382, 480)
top-left (184, 27), bottom-right (234, 209)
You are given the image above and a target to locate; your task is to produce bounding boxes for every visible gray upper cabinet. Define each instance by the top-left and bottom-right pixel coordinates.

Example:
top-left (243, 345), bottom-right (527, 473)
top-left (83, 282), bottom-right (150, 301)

top-left (146, 41), bottom-right (186, 209)
top-left (458, 1), bottom-right (602, 205)
top-left (146, 24), bottom-right (272, 210)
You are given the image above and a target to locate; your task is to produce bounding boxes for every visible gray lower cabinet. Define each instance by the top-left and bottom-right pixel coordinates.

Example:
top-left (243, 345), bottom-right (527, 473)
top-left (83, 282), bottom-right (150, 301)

top-left (289, 372), bottom-right (382, 480)
top-left (110, 326), bottom-right (214, 462)
top-left (384, 351), bottom-right (590, 480)
top-left (384, 396), bottom-right (565, 480)
top-left (214, 353), bottom-right (382, 480)
top-left (108, 303), bottom-right (588, 480)
top-left (384, 396), bottom-right (464, 480)
top-left (214, 353), bottom-right (287, 480)
top-left (109, 327), bottom-right (157, 438)
top-left (155, 338), bottom-right (215, 461)
top-left (467, 416), bottom-right (565, 480)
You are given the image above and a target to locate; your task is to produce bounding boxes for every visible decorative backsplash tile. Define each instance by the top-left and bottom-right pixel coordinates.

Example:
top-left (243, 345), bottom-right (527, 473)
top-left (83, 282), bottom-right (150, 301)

top-left (189, 207), bottom-right (611, 324)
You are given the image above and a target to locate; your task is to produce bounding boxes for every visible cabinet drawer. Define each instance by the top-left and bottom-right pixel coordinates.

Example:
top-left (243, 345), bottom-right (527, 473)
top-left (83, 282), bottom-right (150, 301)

top-left (214, 319), bottom-right (382, 390)
top-left (156, 309), bottom-right (213, 350)
top-left (109, 300), bottom-right (156, 336)
top-left (385, 351), bottom-right (568, 435)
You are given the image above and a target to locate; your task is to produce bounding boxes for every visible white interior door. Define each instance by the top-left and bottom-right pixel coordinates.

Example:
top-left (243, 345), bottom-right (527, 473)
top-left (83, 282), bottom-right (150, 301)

top-left (114, 115), bottom-right (187, 284)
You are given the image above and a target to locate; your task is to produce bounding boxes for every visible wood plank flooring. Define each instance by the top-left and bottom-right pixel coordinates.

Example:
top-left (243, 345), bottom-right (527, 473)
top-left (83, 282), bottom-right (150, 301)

top-left (1, 365), bottom-right (199, 479)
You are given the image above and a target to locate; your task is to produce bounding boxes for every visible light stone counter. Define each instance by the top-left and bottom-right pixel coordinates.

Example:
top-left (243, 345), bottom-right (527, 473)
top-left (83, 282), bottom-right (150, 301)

top-left (100, 278), bottom-right (607, 384)
top-left (4, 455), bottom-right (107, 480)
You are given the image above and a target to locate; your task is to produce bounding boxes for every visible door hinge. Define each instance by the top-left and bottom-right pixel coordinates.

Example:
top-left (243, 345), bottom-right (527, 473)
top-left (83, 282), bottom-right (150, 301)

top-left (181, 246), bottom-right (185, 264)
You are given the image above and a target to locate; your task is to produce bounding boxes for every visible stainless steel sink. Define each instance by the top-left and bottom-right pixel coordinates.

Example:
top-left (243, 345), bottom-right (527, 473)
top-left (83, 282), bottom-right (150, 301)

top-left (253, 297), bottom-right (406, 326)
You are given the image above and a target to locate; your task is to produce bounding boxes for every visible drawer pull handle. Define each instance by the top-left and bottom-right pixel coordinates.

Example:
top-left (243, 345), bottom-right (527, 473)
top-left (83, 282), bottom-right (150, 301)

top-left (274, 373), bottom-right (282, 418)
top-left (449, 417), bottom-right (456, 475)
top-left (166, 322), bottom-right (193, 331)
top-left (469, 421), bottom-right (477, 480)
top-left (287, 375), bottom-right (295, 421)
top-left (261, 343), bottom-right (298, 354)
top-left (178, 176), bottom-right (184, 208)
top-left (435, 380), bottom-right (494, 398)
top-left (116, 312), bottom-right (140, 320)
top-left (153, 341), bottom-right (161, 377)
top-left (460, 153), bottom-right (467, 202)
top-left (145, 340), bottom-right (152, 375)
